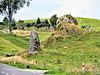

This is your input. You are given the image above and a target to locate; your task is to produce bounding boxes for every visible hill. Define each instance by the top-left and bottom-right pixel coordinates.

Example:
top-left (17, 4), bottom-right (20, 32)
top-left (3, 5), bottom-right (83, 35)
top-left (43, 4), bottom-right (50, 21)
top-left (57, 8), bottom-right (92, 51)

top-left (0, 17), bottom-right (100, 74)
top-left (26, 17), bottom-right (100, 74)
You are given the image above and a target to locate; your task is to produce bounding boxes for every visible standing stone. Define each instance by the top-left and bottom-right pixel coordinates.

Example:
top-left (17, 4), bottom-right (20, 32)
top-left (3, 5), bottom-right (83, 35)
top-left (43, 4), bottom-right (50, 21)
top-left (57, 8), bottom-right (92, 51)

top-left (29, 29), bottom-right (40, 55)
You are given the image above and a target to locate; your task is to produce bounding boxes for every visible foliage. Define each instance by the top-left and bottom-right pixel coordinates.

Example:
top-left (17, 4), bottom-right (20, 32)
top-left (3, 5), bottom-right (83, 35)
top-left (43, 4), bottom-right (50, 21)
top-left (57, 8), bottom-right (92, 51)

top-left (34, 23), bottom-right (38, 27)
top-left (9, 19), bottom-right (16, 26)
top-left (13, 26), bottom-right (17, 30)
top-left (26, 23), bottom-right (31, 28)
top-left (36, 17), bottom-right (41, 24)
top-left (3, 17), bottom-right (8, 25)
top-left (50, 14), bottom-right (58, 27)
top-left (44, 19), bottom-right (49, 24)
top-left (56, 24), bottom-right (61, 30)
top-left (44, 19), bottom-right (50, 28)
top-left (0, 0), bottom-right (32, 34)
top-left (82, 25), bottom-right (86, 28)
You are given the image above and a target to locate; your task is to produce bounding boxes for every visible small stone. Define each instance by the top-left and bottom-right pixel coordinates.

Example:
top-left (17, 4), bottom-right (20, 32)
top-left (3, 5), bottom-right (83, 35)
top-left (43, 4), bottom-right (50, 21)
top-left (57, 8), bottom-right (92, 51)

top-left (42, 46), bottom-right (45, 48)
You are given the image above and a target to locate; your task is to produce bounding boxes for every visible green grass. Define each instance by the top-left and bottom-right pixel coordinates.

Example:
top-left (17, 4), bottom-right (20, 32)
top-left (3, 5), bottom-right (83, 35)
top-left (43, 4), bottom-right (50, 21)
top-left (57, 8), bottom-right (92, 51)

top-left (38, 32), bottom-right (52, 42)
top-left (26, 18), bottom-right (100, 74)
top-left (27, 31), bottom-right (100, 73)
top-left (0, 32), bottom-right (52, 56)
top-left (0, 34), bottom-right (30, 56)
top-left (0, 17), bottom-right (100, 74)
top-left (26, 32), bottom-right (52, 42)
top-left (76, 17), bottom-right (100, 31)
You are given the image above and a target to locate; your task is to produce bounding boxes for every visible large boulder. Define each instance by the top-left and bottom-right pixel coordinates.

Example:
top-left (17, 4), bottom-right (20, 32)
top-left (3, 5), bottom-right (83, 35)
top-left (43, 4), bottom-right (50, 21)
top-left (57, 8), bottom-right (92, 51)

top-left (29, 29), bottom-right (40, 55)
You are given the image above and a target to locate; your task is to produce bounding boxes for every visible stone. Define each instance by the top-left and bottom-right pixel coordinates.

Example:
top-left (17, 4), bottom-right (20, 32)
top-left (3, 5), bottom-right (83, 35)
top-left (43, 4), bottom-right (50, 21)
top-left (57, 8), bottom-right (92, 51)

top-left (56, 14), bottom-right (78, 28)
top-left (42, 46), bottom-right (45, 48)
top-left (29, 29), bottom-right (40, 55)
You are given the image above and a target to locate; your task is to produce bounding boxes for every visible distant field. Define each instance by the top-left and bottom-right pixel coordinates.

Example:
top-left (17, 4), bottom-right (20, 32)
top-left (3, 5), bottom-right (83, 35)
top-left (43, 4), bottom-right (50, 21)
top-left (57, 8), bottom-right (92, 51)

top-left (24, 18), bottom-right (50, 23)
top-left (24, 17), bottom-right (100, 31)
top-left (26, 32), bottom-right (52, 42)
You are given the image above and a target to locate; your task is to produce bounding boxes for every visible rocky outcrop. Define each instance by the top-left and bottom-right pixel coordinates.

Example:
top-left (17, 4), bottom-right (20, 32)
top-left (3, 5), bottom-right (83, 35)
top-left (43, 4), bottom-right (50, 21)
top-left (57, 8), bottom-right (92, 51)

top-left (56, 14), bottom-right (78, 27)
top-left (29, 29), bottom-right (40, 55)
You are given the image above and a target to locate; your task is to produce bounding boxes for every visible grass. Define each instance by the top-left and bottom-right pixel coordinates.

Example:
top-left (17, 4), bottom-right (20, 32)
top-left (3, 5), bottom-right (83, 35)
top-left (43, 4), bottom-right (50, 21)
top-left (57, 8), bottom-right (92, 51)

top-left (38, 32), bottom-right (52, 42)
top-left (0, 17), bottom-right (100, 74)
top-left (25, 18), bottom-right (100, 74)
top-left (0, 31), bottom-right (52, 56)
top-left (26, 31), bottom-right (100, 73)
top-left (76, 17), bottom-right (100, 32)
top-left (24, 18), bottom-right (50, 23)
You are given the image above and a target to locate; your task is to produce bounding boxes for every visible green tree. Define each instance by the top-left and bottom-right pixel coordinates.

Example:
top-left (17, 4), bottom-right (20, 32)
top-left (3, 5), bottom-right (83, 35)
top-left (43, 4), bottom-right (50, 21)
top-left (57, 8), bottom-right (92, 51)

top-left (44, 19), bottom-right (49, 24)
top-left (50, 14), bottom-right (58, 28)
top-left (36, 17), bottom-right (41, 24)
top-left (3, 17), bottom-right (8, 25)
top-left (0, 0), bottom-right (32, 34)
top-left (44, 19), bottom-right (50, 28)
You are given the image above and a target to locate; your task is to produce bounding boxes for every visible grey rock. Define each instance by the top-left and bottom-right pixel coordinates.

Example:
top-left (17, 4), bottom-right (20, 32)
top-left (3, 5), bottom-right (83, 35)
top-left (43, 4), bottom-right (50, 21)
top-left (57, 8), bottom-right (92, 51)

top-left (29, 29), bottom-right (40, 55)
top-left (56, 15), bottom-right (76, 28)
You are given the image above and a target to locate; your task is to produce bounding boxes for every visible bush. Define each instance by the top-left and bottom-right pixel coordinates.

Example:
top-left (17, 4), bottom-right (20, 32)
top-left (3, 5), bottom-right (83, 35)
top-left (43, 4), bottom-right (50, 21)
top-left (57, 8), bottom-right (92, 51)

top-left (34, 23), bottom-right (37, 27)
top-left (0, 22), bottom-right (3, 25)
top-left (82, 25), bottom-right (86, 29)
top-left (22, 27), bottom-right (24, 30)
top-left (56, 24), bottom-right (61, 30)
top-left (26, 23), bottom-right (31, 28)
top-left (13, 26), bottom-right (17, 30)
top-left (60, 27), bottom-right (63, 30)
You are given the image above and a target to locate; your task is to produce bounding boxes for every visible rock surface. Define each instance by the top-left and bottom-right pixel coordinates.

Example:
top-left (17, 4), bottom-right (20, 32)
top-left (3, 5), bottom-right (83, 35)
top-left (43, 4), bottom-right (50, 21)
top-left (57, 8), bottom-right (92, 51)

top-left (56, 14), bottom-right (78, 27)
top-left (29, 29), bottom-right (40, 55)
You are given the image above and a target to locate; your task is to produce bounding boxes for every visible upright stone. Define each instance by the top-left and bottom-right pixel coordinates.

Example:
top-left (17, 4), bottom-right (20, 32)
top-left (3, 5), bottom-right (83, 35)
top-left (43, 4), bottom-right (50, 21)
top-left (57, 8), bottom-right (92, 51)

top-left (29, 29), bottom-right (40, 55)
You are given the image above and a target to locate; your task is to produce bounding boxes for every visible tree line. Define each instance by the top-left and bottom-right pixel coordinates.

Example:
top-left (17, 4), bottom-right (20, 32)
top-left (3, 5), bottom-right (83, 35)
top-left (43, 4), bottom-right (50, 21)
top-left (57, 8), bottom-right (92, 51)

top-left (1, 14), bottom-right (58, 31)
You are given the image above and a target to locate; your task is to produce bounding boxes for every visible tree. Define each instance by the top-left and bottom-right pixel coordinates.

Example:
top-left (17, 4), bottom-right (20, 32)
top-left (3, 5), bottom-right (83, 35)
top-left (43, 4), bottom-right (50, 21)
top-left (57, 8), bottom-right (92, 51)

top-left (36, 17), bottom-right (41, 24)
top-left (0, 0), bottom-right (32, 34)
top-left (3, 17), bottom-right (8, 25)
top-left (44, 19), bottom-right (49, 24)
top-left (44, 19), bottom-right (50, 28)
top-left (50, 14), bottom-right (58, 28)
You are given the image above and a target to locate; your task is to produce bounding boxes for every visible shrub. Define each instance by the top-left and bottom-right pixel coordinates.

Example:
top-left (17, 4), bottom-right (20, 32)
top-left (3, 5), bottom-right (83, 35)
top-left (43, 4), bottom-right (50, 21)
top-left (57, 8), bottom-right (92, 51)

top-left (26, 23), bottom-right (31, 28)
top-left (13, 26), bottom-right (17, 30)
top-left (60, 27), bottom-right (64, 30)
top-left (22, 27), bottom-right (24, 30)
top-left (56, 24), bottom-right (61, 30)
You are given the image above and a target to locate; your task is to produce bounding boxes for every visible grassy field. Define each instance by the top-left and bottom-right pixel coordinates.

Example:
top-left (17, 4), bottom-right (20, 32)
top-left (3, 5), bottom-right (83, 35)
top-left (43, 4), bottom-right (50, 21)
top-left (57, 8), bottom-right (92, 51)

top-left (0, 17), bottom-right (100, 74)
top-left (0, 31), bottom-right (52, 56)
top-left (0, 34), bottom-right (29, 56)
top-left (24, 18), bottom-right (50, 23)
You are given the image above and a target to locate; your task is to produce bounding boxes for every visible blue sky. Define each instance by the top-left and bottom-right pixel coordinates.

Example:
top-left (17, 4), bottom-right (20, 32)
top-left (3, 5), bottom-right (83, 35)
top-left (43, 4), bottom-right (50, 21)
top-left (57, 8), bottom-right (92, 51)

top-left (0, 0), bottom-right (100, 21)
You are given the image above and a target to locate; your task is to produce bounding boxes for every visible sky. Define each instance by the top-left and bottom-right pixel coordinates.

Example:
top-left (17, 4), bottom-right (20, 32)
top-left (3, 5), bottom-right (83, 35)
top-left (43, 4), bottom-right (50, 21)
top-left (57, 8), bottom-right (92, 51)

top-left (0, 0), bottom-right (100, 21)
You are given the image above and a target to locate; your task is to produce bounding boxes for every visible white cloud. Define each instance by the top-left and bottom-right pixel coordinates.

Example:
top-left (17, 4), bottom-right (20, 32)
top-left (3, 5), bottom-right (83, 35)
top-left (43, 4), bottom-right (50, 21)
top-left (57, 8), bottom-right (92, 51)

top-left (47, 0), bottom-right (97, 18)
top-left (37, 0), bottom-right (61, 4)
